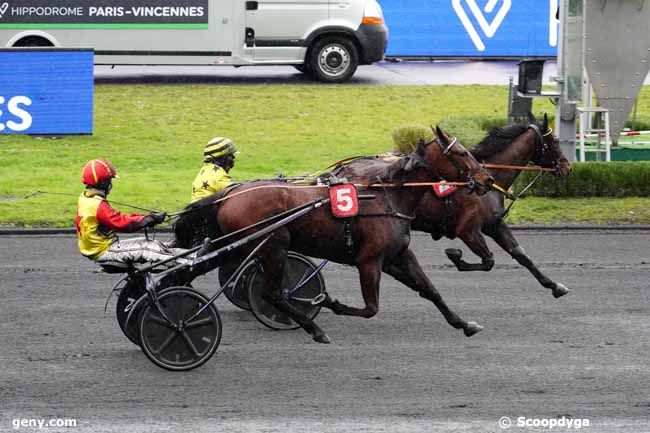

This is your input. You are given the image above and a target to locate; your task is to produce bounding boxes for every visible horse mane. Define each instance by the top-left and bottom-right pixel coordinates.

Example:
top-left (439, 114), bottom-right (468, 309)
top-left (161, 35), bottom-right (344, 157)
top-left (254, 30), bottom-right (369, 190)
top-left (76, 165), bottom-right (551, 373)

top-left (471, 124), bottom-right (529, 160)
top-left (331, 153), bottom-right (408, 184)
top-left (173, 196), bottom-right (222, 248)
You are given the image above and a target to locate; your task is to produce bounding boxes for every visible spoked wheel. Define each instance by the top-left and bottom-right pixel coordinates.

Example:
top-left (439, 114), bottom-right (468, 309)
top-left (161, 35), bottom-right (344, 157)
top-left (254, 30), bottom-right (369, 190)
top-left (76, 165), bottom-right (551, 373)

top-left (248, 253), bottom-right (325, 330)
top-left (138, 286), bottom-right (222, 371)
top-left (218, 260), bottom-right (256, 310)
top-left (116, 278), bottom-right (147, 346)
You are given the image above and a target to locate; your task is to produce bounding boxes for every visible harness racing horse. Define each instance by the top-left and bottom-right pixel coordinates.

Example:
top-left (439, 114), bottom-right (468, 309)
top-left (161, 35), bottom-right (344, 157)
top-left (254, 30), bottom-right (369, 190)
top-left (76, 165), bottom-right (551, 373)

top-left (417, 113), bottom-right (572, 298)
top-left (175, 127), bottom-right (494, 343)
top-left (338, 113), bottom-right (572, 298)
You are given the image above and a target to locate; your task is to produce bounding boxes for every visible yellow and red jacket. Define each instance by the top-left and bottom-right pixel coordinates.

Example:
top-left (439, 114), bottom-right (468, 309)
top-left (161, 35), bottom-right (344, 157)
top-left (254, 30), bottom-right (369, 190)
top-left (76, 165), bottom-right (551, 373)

top-left (75, 189), bottom-right (149, 260)
top-left (191, 163), bottom-right (232, 203)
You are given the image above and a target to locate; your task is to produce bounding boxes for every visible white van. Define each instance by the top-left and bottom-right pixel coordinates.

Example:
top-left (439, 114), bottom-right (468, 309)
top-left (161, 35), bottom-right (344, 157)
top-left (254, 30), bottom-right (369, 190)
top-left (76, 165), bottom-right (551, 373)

top-left (0, 0), bottom-right (388, 83)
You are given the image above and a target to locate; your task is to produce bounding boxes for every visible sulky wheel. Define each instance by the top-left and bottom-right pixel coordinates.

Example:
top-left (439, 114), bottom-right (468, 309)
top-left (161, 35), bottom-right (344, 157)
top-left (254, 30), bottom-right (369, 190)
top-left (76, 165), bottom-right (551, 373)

top-left (138, 286), bottom-right (222, 371)
top-left (218, 260), bottom-right (257, 311)
top-left (116, 277), bottom-right (147, 346)
top-left (248, 253), bottom-right (325, 330)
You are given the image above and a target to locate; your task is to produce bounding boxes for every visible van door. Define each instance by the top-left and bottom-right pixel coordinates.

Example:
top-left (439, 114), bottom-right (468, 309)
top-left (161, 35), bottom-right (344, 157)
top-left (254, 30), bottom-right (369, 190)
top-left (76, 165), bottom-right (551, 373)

top-left (245, 0), bottom-right (329, 61)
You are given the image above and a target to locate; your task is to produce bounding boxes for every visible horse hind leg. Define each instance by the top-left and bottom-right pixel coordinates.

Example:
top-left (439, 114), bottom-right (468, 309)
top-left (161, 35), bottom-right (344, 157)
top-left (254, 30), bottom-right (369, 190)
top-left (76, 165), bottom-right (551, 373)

top-left (263, 291), bottom-right (331, 343)
top-left (257, 233), bottom-right (331, 343)
top-left (383, 249), bottom-right (482, 337)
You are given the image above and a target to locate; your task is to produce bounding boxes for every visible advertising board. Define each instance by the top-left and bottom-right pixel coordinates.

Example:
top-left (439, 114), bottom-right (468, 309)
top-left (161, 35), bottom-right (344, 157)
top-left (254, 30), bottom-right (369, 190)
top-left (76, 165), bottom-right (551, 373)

top-left (0, 49), bottom-right (93, 135)
top-left (381, 0), bottom-right (559, 58)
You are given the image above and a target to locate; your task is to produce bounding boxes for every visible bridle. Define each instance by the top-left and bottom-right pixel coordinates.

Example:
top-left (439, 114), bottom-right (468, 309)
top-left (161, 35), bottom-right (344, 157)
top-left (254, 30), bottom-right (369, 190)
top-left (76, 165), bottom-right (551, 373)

top-left (433, 135), bottom-right (479, 191)
top-left (529, 123), bottom-right (562, 172)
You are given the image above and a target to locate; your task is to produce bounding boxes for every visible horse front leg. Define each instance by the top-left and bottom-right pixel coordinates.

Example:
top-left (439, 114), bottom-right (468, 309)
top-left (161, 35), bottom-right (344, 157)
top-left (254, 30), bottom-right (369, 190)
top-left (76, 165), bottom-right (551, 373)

top-left (491, 221), bottom-right (569, 298)
top-left (445, 226), bottom-right (495, 272)
top-left (382, 249), bottom-right (482, 337)
top-left (321, 259), bottom-right (381, 319)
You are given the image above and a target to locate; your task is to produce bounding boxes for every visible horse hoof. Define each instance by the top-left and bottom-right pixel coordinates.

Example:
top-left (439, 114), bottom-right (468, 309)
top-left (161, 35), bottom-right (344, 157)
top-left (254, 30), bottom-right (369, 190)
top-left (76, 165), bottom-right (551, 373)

top-left (463, 321), bottom-right (483, 337)
top-left (313, 333), bottom-right (331, 344)
top-left (445, 248), bottom-right (462, 260)
top-left (552, 283), bottom-right (570, 298)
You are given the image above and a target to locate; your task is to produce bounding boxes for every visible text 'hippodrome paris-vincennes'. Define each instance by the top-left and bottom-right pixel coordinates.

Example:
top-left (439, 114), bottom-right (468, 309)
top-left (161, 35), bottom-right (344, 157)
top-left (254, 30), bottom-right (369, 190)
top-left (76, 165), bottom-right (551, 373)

top-left (8, 6), bottom-right (205, 18)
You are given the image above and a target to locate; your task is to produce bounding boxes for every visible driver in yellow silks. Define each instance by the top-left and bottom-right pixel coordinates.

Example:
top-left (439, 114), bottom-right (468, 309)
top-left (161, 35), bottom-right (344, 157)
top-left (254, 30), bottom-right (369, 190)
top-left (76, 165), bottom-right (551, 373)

top-left (191, 137), bottom-right (239, 203)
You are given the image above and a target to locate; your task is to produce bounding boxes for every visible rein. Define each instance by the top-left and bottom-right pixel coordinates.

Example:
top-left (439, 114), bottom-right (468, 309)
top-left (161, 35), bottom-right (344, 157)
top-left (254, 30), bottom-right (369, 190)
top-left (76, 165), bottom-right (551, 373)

top-left (24, 190), bottom-right (162, 213)
top-left (171, 180), bottom-right (474, 220)
top-left (481, 163), bottom-right (557, 173)
top-left (500, 171), bottom-right (544, 220)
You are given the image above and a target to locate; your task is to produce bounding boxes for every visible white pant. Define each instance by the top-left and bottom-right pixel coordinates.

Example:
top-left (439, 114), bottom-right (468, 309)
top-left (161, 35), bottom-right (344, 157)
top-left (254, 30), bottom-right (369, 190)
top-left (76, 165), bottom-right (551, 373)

top-left (97, 237), bottom-right (191, 266)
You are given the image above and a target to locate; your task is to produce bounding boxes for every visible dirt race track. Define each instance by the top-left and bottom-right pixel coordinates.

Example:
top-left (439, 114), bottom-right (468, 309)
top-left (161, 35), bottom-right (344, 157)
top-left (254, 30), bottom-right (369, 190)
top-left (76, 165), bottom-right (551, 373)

top-left (1, 230), bottom-right (648, 433)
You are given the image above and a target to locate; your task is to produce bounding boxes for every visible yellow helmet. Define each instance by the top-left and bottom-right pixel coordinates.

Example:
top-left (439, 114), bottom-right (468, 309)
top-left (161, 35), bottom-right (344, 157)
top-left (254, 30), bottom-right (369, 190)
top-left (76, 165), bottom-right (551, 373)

top-left (204, 137), bottom-right (239, 159)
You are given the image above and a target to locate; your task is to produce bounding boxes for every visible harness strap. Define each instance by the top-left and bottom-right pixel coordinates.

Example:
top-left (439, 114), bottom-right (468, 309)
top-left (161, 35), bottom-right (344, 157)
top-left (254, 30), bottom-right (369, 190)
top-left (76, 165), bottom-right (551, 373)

top-left (356, 212), bottom-right (415, 221)
top-left (375, 176), bottom-right (416, 221)
top-left (343, 219), bottom-right (354, 256)
top-left (529, 123), bottom-right (545, 147)
top-left (442, 196), bottom-right (453, 237)
top-left (442, 137), bottom-right (458, 155)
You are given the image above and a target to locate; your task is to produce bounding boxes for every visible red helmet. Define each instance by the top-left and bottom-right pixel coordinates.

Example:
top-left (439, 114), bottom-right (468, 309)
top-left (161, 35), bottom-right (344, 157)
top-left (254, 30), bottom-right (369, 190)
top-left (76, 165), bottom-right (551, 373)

top-left (82, 159), bottom-right (119, 186)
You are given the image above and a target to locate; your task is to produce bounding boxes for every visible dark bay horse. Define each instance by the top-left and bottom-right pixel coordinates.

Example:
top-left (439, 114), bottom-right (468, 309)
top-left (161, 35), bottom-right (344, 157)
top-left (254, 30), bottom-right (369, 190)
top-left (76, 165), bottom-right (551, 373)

top-left (175, 127), bottom-right (494, 343)
top-left (337, 114), bottom-right (572, 299)
top-left (414, 114), bottom-right (572, 298)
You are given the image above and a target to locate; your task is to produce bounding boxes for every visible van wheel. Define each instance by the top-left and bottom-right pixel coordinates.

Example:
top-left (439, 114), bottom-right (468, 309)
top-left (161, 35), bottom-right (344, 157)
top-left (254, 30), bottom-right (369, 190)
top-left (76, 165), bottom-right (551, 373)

top-left (308, 36), bottom-right (358, 83)
top-left (14, 36), bottom-right (54, 47)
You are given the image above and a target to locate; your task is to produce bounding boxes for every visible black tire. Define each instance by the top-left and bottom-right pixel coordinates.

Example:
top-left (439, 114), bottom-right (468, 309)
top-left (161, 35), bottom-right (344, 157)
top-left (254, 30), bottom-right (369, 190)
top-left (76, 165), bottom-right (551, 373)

top-left (218, 260), bottom-right (256, 311)
top-left (308, 36), bottom-right (359, 83)
top-left (248, 253), bottom-right (325, 330)
top-left (139, 287), bottom-right (222, 371)
top-left (14, 36), bottom-right (54, 47)
top-left (115, 278), bottom-right (147, 346)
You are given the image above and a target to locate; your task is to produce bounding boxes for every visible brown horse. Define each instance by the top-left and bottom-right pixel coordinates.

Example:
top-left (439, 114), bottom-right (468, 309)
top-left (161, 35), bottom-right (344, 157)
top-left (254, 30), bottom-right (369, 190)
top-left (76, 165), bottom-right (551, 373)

top-left (336, 113), bottom-right (572, 299)
top-left (415, 113), bottom-right (572, 297)
top-left (175, 127), bottom-right (494, 343)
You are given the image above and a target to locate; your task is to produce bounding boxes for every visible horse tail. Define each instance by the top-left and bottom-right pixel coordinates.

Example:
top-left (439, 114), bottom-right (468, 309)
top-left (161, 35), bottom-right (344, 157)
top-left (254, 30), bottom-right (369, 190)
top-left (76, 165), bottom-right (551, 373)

top-left (173, 199), bottom-right (222, 248)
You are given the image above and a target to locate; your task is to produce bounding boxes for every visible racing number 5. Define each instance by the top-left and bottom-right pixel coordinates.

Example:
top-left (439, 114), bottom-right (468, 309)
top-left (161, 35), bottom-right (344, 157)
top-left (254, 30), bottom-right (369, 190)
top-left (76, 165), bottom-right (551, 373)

top-left (336, 187), bottom-right (354, 212)
top-left (329, 184), bottom-right (358, 218)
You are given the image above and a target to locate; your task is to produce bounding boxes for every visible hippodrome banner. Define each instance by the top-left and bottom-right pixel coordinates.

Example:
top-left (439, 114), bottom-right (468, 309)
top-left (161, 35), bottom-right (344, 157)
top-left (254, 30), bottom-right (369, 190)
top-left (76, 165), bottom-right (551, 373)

top-left (0, 0), bottom-right (208, 27)
top-left (381, 0), bottom-right (558, 57)
top-left (0, 49), bottom-right (93, 134)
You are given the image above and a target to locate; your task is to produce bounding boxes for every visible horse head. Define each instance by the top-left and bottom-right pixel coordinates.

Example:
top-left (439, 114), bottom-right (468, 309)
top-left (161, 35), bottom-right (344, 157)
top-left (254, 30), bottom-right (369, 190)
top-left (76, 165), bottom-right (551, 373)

top-left (417, 126), bottom-right (494, 195)
top-left (528, 112), bottom-right (571, 178)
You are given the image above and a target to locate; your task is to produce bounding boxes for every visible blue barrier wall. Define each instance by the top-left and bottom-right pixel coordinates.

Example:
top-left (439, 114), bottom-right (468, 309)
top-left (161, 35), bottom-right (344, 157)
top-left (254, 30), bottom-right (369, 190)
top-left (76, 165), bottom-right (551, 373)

top-left (0, 49), bottom-right (93, 135)
top-left (381, 0), bottom-right (558, 58)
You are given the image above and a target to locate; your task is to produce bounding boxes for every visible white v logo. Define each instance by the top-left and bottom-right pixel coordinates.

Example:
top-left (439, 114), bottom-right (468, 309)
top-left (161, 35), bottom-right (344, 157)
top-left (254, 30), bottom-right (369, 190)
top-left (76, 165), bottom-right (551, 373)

top-left (452, 0), bottom-right (512, 51)
top-left (0, 3), bottom-right (9, 19)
